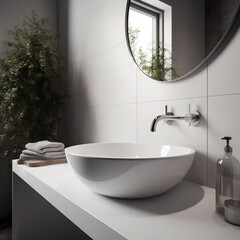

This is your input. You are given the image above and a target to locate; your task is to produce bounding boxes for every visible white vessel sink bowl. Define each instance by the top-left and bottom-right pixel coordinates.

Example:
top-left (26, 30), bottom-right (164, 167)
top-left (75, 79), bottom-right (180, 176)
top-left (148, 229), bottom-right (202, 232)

top-left (65, 143), bottom-right (195, 199)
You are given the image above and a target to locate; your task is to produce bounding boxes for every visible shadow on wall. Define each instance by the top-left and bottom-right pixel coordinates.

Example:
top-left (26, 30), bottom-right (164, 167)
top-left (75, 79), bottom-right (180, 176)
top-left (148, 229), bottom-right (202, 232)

top-left (208, 154), bottom-right (217, 188)
top-left (186, 151), bottom-right (206, 183)
top-left (75, 67), bottom-right (96, 145)
top-left (57, 0), bottom-right (69, 67)
top-left (107, 180), bottom-right (204, 215)
top-left (58, 0), bottom-right (70, 146)
top-left (185, 111), bottom-right (207, 184)
top-left (60, 67), bottom-right (96, 147)
top-left (58, 2), bottom-right (96, 147)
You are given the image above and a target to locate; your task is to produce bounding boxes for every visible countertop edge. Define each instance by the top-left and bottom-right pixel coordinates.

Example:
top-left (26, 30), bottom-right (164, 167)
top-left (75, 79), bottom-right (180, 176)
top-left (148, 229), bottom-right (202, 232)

top-left (13, 161), bottom-right (127, 240)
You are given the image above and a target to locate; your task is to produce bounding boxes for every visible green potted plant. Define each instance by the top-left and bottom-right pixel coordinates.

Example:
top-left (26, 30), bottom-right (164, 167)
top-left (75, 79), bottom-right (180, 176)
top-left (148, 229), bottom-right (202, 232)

top-left (0, 11), bottom-right (65, 162)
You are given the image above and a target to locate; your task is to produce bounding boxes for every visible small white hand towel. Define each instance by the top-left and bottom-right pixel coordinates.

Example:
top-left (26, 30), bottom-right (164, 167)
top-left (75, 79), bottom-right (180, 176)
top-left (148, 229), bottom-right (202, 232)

top-left (25, 140), bottom-right (65, 154)
top-left (20, 150), bottom-right (65, 160)
top-left (22, 149), bottom-right (65, 157)
top-left (19, 154), bottom-right (66, 160)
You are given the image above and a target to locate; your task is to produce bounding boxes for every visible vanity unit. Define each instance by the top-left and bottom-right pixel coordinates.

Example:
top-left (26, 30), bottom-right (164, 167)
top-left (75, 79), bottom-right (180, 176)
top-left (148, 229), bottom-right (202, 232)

top-left (13, 160), bottom-right (240, 240)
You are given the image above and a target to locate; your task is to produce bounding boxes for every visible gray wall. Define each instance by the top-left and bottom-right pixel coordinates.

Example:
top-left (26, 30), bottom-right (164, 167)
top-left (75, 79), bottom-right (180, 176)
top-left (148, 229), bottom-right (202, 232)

top-left (58, 0), bottom-right (240, 188)
top-left (161, 0), bottom-right (205, 77)
top-left (0, 0), bottom-right (57, 218)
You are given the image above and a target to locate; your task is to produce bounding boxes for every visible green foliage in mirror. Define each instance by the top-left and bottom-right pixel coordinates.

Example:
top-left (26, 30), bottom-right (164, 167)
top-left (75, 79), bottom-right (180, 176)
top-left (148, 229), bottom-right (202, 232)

top-left (129, 25), bottom-right (179, 81)
top-left (0, 11), bottom-right (65, 162)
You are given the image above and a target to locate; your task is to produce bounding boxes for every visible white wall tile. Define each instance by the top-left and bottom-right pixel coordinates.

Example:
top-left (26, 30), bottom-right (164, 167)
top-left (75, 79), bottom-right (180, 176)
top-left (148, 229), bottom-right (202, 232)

top-left (76, 54), bottom-right (103, 108)
top-left (208, 94), bottom-right (240, 187)
top-left (208, 28), bottom-right (240, 96)
top-left (59, 0), bottom-right (240, 188)
top-left (101, 43), bottom-right (137, 105)
top-left (76, 107), bottom-right (96, 144)
top-left (76, 104), bottom-right (136, 144)
top-left (60, 107), bottom-right (77, 147)
top-left (137, 65), bottom-right (207, 102)
top-left (68, 5), bottom-right (102, 65)
top-left (68, 0), bottom-right (102, 30)
top-left (64, 66), bottom-right (77, 109)
top-left (137, 97), bottom-right (207, 185)
top-left (102, 0), bottom-right (126, 51)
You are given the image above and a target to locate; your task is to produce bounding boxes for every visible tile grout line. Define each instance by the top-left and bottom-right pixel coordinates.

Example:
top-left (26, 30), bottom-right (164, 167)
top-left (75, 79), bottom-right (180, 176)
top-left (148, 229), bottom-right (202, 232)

top-left (68, 42), bottom-right (126, 69)
top-left (136, 68), bottom-right (138, 143)
top-left (67, 2), bottom-right (103, 32)
top-left (137, 95), bottom-right (208, 104)
top-left (206, 62), bottom-right (209, 186)
top-left (208, 92), bottom-right (240, 98)
top-left (73, 90), bottom-right (240, 110)
top-left (75, 66), bottom-right (77, 144)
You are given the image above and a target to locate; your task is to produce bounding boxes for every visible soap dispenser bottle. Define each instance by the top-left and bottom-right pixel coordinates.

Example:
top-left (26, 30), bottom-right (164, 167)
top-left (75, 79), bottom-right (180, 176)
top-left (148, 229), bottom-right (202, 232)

top-left (216, 137), bottom-right (235, 215)
top-left (215, 137), bottom-right (240, 216)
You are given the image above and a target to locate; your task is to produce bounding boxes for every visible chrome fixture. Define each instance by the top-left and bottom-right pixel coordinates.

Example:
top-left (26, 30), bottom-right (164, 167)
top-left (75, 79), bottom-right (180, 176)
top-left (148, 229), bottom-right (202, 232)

top-left (151, 105), bottom-right (201, 132)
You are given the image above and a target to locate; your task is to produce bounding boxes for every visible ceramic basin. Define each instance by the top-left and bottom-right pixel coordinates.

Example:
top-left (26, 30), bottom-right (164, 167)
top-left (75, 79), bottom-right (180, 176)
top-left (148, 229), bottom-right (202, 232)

top-left (65, 143), bottom-right (195, 199)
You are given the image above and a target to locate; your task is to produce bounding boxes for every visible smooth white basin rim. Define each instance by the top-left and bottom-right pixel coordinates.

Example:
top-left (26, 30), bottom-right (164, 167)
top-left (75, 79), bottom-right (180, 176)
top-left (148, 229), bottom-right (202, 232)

top-left (65, 143), bottom-right (195, 199)
top-left (65, 142), bottom-right (195, 160)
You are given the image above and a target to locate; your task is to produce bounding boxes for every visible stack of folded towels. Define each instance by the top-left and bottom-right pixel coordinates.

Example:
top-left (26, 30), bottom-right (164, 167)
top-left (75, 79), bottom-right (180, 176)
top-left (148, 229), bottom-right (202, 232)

top-left (19, 140), bottom-right (65, 160)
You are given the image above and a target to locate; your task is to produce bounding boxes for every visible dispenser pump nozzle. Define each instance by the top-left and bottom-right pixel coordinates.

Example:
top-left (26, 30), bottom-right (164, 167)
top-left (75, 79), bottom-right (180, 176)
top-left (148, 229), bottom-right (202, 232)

top-left (222, 136), bottom-right (232, 153)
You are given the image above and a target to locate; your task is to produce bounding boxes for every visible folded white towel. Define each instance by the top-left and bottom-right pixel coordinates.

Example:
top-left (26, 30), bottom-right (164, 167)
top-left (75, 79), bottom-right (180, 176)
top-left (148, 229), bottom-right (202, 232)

top-left (19, 154), bottom-right (66, 160)
top-left (25, 140), bottom-right (65, 154)
top-left (22, 149), bottom-right (65, 157)
top-left (19, 150), bottom-right (65, 160)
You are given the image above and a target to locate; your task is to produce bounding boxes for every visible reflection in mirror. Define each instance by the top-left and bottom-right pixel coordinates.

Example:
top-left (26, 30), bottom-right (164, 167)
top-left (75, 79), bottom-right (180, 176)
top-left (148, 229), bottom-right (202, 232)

top-left (126, 0), bottom-right (240, 82)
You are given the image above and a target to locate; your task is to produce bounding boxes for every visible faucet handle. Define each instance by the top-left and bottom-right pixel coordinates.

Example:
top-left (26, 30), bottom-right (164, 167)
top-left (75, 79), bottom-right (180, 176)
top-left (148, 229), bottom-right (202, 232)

top-left (164, 105), bottom-right (174, 125)
top-left (164, 105), bottom-right (173, 115)
top-left (188, 104), bottom-right (191, 127)
top-left (185, 104), bottom-right (201, 126)
top-left (184, 108), bottom-right (192, 127)
top-left (164, 105), bottom-right (168, 115)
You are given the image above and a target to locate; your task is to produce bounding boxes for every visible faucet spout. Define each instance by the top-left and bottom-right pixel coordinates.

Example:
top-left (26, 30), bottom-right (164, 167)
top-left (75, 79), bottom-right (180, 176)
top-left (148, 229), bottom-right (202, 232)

top-left (150, 115), bottom-right (185, 132)
top-left (150, 115), bottom-right (162, 132)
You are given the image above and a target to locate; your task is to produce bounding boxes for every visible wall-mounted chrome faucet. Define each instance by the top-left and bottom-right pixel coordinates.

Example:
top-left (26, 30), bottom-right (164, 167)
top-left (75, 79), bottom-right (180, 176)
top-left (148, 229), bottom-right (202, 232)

top-left (150, 105), bottom-right (201, 132)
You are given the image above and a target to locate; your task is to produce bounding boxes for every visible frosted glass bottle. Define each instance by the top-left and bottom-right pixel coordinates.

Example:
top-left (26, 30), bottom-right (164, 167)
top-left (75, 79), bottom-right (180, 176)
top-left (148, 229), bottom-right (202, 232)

top-left (215, 137), bottom-right (240, 216)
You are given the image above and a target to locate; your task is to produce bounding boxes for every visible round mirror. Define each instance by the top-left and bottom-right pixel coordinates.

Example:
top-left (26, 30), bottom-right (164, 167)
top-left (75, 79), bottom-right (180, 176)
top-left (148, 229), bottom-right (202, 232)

top-left (126, 0), bottom-right (240, 82)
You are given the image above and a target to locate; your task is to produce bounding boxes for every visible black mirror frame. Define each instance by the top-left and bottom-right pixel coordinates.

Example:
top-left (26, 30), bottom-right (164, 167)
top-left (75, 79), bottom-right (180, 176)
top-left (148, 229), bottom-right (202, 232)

top-left (125, 0), bottom-right (240, 82)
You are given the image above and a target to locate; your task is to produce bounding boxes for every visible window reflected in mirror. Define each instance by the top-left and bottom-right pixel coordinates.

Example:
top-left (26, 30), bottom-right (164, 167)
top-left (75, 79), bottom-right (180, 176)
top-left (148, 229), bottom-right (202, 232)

top-left (128, 0), bottom-right (178, 81)
top-left (127, 0), bottom-right (240, 82)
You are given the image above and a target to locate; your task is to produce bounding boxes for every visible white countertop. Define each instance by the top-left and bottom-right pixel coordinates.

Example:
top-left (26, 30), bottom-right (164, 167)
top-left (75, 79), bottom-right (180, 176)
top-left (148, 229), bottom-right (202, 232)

top-left (13, 160), bottom-right (240, 240)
